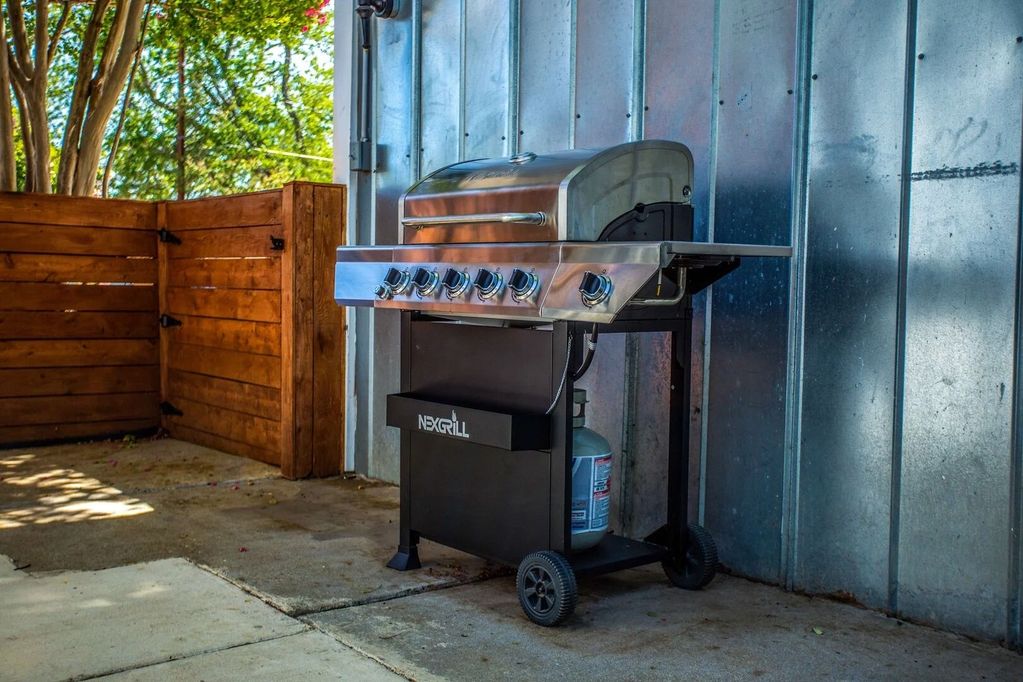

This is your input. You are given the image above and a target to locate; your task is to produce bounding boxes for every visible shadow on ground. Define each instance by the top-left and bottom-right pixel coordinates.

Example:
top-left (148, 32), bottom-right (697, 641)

top-left (0, 437), bottom-right (496, 615)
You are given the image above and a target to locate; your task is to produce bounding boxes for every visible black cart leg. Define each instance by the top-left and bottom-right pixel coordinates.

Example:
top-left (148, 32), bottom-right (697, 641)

top-left (387, 438), bottom-right (421, 571)
top-left (666, 314), bottom-right (692, 560)
top-left (660, 308), bottom-right (717, 589)
top-left (388, 312), bottom-right (421, 572)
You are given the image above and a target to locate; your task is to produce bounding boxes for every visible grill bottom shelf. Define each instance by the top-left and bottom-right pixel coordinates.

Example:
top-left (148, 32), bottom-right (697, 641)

top-left (570, 535), bottom-right (669, 576)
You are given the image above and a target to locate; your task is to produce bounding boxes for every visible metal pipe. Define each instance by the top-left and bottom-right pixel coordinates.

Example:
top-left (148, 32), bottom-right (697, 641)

top-left (629, 269), bottom-right (687, 306)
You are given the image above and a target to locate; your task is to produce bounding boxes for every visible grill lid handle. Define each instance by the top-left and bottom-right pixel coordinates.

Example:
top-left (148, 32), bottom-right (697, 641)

top-left (401, 212), bottom-right (546, 227)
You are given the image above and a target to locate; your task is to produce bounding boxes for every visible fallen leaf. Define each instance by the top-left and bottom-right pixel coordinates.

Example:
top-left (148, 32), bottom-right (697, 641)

top-left (812, 626), bottom-right (824, 636)
top-left (239, 547), bottom-right (249, 553)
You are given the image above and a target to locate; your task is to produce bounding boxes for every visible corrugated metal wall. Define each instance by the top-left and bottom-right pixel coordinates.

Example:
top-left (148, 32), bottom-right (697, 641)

top-left (337, 0), bottom-right (1023, 644)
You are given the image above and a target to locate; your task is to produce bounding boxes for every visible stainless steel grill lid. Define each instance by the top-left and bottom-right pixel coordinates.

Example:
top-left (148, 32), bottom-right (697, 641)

top-left (400, 140), bottom-right (694, 244)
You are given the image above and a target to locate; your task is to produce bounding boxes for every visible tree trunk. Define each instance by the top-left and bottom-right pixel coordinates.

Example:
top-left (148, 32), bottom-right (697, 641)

top-left (175, 40), bottom-right (185, 200)
top-left (56, 0), bottom-right (113, 194)
top-left (71, 0), bottom-right (147, 195)
top-left (0, 20), bottom-right (17, 191)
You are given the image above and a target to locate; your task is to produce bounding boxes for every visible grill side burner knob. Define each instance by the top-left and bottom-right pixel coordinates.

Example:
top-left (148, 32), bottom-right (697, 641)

top-left (410, 267), bottom-right (440, 296)
top-left (441, 268), bottom-right (471, 298)
top-left (508, 268), bottom-right (540, 302)
top-left (473, 268), bottom-right (504, 300)
top-left (382, 266), bottom-right (411, 295)
top-left (579, 271), bottom-right (613, 307)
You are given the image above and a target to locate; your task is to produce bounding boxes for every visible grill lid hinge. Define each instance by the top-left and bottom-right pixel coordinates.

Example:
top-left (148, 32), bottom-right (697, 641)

top-left (160, 401), bottom-right (183, 417)
top-left (158, 228), bottom-right (181, 244)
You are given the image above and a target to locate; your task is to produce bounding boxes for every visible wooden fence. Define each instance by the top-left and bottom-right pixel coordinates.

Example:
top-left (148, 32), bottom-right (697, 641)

top-left (0, 193), bottom-right (161, 444)
top-left (0, 183), bottom-right (345, 479)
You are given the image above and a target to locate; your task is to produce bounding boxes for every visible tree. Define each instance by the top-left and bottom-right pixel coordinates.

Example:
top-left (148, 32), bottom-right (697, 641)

top-left (1, 0), bottom-right (332, 196)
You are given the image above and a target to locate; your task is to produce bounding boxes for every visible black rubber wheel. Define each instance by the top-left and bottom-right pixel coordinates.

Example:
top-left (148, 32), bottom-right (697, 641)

top-left (516, 550), bottom-right (577, 626)
top-left (662, 524), bottom-right (718, 590)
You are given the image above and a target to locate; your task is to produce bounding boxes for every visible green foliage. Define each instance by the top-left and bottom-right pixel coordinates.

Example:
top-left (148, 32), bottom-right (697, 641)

top-left (7, 0), bottom-right (334, 198)
top-left (108, 0), bottom-right (334, 199)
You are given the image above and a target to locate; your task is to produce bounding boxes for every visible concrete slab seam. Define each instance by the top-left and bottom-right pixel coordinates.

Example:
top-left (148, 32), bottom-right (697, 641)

top-left (73, 630), bottom-right (312, 682)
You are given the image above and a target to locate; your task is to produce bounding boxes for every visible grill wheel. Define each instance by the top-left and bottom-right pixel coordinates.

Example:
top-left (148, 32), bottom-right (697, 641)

top-left (662, 523), bottom-right (718, 590)
top-left (516, 551), bottom-right (578, 626)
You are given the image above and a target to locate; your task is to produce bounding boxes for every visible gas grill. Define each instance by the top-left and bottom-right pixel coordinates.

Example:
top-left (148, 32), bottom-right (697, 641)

top-left (335, 140), bottom-right (789, 626)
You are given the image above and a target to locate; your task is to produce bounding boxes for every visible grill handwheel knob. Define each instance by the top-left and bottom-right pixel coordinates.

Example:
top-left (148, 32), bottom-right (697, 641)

top-left (579, 271), bottom-right (613, 307)
top-left (508, 268), bottom-right (540, 302)
top-left (473, 268), bottom-right (504, 300)
top-left (410, 267), bottom-right (440, 296)
top-left (441, 268), bottom-right (471, 298)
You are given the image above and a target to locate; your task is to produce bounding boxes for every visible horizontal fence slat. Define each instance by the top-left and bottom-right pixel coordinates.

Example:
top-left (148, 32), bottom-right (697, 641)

top-left (0, 418), bottom-right (158, 447)
top-left (0, 223), bottom-right (156, 256)
top-left (0, 366), bottom-right (159, 397)
top-left (163, 190), bottom-right (281, 230)
top-left (164, 423), bottom-right (279, 466)
top-left (0, 392), bottom-right (159, 426)
top-left (166, 342), bottom-right (281, 388)
top-left (0, 192), bottom-right (155, 229)
top-left (165, 287), bottom-right (281, 322)
top-left (165, 256), bottom-right (280, 290)
top-left (0, 282), bottom-right (157, 311)
top-left (165, 225), bottom-right (281, 260)
top-left (169, 316), bottom-right (281, 356)
top-left (166, 397), bottom-right (281, 452)
top-left (0, 339), bottom-right (159, 368)
top-left (167, 369), bottom-right (280, 420)
top-left (0, 311), bottom-right (157, 339)
top-left (0, 254), bottom-right (156, 283)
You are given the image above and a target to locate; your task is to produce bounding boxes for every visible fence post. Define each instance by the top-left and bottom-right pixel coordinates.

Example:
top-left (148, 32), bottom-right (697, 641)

top-left (156, 201), bottom-right (169, 432)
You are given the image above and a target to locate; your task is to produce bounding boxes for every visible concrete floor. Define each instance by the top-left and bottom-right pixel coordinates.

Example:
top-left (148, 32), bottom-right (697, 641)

top-left (1, 437), bottom-right (1021, 681)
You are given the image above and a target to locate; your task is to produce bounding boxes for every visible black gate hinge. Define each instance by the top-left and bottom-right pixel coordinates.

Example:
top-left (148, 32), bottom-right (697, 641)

top-left (270, 235), bottom-right (285, 251)
top-left (159, 314), bottom-right (182, 328)
top-left (158, 228), bottom-right (181, 245)
top-left (160, 401), bottom-right (183, 417)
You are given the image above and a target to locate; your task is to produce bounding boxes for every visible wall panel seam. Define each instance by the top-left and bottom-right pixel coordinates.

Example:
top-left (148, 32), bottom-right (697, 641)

top-left (1008, 69), bottom-right (1023, 649)
top-left (889, 0), bottom-right (919, 616)
top-left (781, 0), bottom-right (815, 591)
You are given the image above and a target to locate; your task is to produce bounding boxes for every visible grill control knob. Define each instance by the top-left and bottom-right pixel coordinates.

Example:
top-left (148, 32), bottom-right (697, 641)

top-left (507, 268), bottom-right (540, 302)
top-left (579, 271), bottom-right (613, 307)
top-left (382, 266), bottom-right (411, 295)
top-left (374, 284), bottom-right (392, 300)
top-left (410, 267), bottom-right (440, 296)
top-left (473, 268), bottom-right (504, 300)
top-left (441, 268), bottom-right (471, 298)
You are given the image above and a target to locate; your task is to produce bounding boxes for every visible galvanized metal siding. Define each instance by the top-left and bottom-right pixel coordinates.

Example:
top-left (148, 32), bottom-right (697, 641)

top-left (342, 0), bottom-right (1023, 642)
top-left (898, 0), bottom-right (1023, 639)
top-left (703, 0), bottom-right (797, 583)
top-left (797, 0), bottom-right (906, 609)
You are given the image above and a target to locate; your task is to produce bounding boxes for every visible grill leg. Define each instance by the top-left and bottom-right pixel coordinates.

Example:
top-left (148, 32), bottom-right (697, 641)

top-left (387, 438), bottom-right (420, 571)
top-left (667, 312), bottom-right (692, 561)
top-left (388, 311), bottom-right (421, 572)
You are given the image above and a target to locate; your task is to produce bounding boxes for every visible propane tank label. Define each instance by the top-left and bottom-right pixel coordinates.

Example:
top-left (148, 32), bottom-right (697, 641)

top-left (571, 455), bottom-right (613, 533)
top-left (591, 455), bottom-right (612, 530)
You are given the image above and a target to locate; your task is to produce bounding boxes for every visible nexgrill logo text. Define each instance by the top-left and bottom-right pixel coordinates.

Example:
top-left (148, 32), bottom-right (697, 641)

top-left (417, 410), bottom-right (470, 438)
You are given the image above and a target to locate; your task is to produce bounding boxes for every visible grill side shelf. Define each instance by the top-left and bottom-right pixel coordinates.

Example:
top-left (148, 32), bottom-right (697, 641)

top-left (386, 393), bottom-right (551, 451)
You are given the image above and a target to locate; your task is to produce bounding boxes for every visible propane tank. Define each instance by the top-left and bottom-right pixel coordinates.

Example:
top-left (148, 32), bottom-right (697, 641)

top-left (571, 389), bottom-right (613, 551)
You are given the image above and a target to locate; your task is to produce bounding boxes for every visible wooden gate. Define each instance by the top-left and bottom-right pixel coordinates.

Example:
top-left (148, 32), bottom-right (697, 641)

top-left (0, 193), bottom-right (160, 444)
top-left (158, 183), bottom-right (345, 478)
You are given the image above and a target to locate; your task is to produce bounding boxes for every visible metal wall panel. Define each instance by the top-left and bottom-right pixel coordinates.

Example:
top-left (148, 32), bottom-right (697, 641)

top-left (420, 0), bottom-right (463, 172)
top-left (702, 0), bottom-right (796, 583)
top-left (899, 0), bottom-right (1023, 639)
top-left (463, 0), bottom-right (512, 159)
top-left (796, 0), bottom-right (906, 608)
top-left (629, 0), bottom-right (717, 535)
top-left (365, 5), bottom-right (419, 481)
top-left (517, 0), bottom-right (574, 153)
